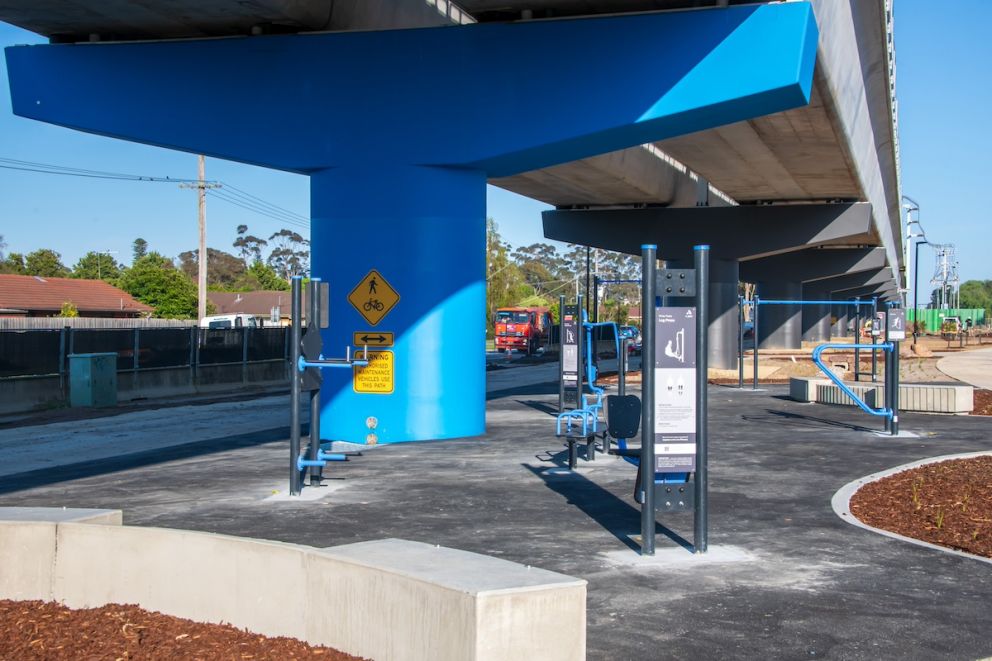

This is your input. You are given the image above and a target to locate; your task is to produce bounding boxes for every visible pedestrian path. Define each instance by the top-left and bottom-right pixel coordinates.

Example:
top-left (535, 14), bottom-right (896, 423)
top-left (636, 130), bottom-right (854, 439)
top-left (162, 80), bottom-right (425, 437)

top-left (937, 347), bottom-right (992, 389)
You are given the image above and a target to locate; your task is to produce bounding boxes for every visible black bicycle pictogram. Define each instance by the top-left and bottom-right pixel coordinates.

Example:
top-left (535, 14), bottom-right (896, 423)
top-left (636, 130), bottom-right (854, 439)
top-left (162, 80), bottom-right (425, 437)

top-left (363, 298), bottom-right (385, 312)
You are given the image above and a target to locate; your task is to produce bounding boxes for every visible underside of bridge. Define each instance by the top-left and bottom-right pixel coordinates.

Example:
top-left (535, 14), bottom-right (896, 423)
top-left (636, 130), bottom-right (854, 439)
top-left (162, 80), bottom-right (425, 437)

top-left (2, 0), bottom-right (901, 438)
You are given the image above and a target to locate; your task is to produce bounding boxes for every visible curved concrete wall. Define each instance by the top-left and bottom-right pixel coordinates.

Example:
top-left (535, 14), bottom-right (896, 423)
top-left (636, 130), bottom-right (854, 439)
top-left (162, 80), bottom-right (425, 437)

top-left (0, 510), bottom-right (586, 661)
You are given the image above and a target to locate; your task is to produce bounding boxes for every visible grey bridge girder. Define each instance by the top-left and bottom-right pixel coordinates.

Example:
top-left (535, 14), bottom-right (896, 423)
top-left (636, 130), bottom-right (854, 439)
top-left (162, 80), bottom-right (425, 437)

top-left (742, 247), bottom-right (886, 346)
top-left (542, 203), bottom-right (873, 260)
top-left (542, 202), bottom-right (874, 369)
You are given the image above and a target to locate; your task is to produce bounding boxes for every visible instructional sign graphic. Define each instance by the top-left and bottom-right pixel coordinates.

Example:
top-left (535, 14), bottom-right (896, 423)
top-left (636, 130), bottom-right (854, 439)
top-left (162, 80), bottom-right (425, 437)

top-left (654, 306), bottom-right (697, 471)
top-left (887, 308), bottom-right (906, 341)
top-left (561, 309), bottom-right (580, 406)
top-left (353, 331), bottom-right (394, 347)
top-left (353, 350), bottom-right (394, 394)
top-left (348, 270), bottom-right (399, 326)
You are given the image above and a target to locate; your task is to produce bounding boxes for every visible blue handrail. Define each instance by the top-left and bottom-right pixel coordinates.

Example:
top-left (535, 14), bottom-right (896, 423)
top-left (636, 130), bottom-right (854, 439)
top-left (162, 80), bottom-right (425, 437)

top-left (744, 299), bottom-right (875, 306)
top-left (811, 343), bottom-right (893, 419)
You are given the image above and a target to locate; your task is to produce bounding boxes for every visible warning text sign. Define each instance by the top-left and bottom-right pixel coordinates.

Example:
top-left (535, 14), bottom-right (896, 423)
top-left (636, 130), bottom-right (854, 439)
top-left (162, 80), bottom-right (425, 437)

top-left (353, 350), bottom-right (394, 394)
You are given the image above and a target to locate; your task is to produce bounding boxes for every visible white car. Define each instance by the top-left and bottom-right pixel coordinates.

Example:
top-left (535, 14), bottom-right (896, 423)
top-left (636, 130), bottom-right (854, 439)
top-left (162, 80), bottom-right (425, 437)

top-left (199, 314), bottom-right (260, 330)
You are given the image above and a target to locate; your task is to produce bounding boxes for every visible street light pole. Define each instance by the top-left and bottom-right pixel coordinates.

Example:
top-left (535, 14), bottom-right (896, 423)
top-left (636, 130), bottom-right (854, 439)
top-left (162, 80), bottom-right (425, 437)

top-left (913, 238), bottom-right (929, 344)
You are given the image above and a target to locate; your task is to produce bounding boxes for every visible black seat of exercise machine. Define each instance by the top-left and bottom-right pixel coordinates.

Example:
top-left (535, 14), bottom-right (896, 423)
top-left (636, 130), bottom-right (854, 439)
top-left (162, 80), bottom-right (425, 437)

top-left (606, 394), bottom-right (640, 440)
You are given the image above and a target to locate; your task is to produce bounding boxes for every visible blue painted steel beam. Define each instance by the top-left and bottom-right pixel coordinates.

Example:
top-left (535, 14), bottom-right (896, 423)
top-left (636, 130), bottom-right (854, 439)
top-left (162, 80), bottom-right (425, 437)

top-left (4, 4), bottom-right (819, 444)
top-left (5, 5), bottom-right (817, 176)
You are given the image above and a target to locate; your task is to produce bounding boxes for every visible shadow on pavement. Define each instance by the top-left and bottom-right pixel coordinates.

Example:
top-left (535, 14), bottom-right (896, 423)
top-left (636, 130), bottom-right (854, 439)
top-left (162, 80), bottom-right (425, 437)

top-left (523, 454), bottom-right (693, 553)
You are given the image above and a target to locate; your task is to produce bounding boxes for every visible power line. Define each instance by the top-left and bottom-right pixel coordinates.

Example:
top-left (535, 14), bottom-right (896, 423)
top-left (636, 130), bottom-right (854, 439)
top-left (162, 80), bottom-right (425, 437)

top-left (0, 155), bottom-right (310, 229)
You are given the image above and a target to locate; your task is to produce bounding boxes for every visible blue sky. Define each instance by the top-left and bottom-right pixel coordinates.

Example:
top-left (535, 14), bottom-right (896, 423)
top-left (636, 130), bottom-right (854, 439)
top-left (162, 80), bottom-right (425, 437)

top-left (0, 0), bottom-right (988, 301)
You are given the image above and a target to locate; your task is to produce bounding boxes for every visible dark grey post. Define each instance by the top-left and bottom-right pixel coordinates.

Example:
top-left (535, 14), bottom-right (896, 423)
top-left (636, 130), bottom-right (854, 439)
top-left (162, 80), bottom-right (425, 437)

top-left (883, 308), bottom-right (892, 434)
top-left (853, 300), bottom-right (861, 382)
top-left (618, 337), bottom-right (628, 397)
top-left (640, 244), bottom-right (657, 556)
top-left (558, 294), bottom-right (566, 414)
top-left (133, 328), bottom-right (140, 372)
top-left (693, 245), bottom-right (710, 554)
top-left (242, 324), bottom-right (250, 384)
top-left (871, 298), bottom-right (878, 382)
top-left (289, 277), bottom-right (302, 496)
top-left (752, 295), bottom-right (760, 390)
top-left (738, 296), bottom-right (744, 389)
top-left (891, 306), bottom-right (900, 436)
top-left (193, 325), bottom-right (201, 382)
top-left (593, 275), bottom-right (600, 323)
top-left (59, 326), bottom-right (67, 397)
top-left (308, 280), bottom-right (323, 486)
top-left (585, 246), bottom-right (592, 318)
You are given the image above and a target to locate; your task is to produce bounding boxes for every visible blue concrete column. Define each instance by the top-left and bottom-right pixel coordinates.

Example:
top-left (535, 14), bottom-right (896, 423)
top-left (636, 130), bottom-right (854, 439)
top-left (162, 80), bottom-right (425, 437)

top-left (757, 281), bottom-right (802, 349)
top-left (311, 166), bottom-right (486, 443)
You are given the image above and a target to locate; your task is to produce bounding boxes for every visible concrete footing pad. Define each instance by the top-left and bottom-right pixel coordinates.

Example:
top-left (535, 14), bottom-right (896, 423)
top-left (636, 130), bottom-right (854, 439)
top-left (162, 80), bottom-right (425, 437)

top-left (604, 544), bottom-right (754, 568)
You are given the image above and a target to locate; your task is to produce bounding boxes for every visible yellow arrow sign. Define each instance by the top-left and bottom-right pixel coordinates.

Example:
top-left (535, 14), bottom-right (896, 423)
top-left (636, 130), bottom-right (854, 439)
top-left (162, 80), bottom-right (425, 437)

top-left (348, 269), bottom-right (399, 326)
top-left (353, 331), bottom-right (394, 347)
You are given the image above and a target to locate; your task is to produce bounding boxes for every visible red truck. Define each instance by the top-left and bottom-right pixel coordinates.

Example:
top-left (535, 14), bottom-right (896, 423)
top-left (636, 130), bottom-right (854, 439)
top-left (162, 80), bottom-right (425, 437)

top-left (494, 306), bottom-right (551, 355)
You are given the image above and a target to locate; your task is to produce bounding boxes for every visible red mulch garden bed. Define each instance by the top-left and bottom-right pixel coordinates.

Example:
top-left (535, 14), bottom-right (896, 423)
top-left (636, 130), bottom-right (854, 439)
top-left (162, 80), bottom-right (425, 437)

top-left (973, 390), bottom-right (992, 416)
top-left (0, 600), bottom-right (369, 660)
top-left (850, 456), bottom-right (992, 558)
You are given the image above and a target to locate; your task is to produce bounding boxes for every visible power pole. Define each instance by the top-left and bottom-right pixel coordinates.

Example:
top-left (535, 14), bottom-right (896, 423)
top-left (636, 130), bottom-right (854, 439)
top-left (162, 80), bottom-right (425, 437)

top-left (180, 156), bottom-right (221, 321)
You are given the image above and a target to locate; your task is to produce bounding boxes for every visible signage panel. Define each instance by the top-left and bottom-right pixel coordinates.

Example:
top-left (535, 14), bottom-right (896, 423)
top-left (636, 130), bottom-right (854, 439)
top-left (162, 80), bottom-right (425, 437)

top-left (654, 306), bottom-right (697, 471)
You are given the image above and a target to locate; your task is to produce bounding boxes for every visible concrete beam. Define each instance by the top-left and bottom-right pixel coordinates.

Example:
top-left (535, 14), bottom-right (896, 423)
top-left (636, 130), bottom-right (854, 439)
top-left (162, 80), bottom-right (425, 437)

top-left (542, 203), bottom-right (873, 260)
top-left (740, 247), bottom-right (885, 284)
top-left (805, 268), bottom-right (890, 297)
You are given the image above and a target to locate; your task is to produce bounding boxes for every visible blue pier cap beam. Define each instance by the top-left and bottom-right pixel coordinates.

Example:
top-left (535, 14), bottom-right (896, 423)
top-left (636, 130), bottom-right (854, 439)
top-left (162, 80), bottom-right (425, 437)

top-left (6, 4), bottom-right (818, 443)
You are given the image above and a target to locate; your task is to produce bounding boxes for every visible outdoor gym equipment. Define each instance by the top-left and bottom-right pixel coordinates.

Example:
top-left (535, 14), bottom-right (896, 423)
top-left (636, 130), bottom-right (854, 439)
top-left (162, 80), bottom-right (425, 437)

top-left (555, 294), bottom-right (621, 467)
top-left (810, 304), bottom-right (906, 435)
top-left (288, 276), bottom-right (369, 496)
top-left (739, 297), bottom-right (879, 390)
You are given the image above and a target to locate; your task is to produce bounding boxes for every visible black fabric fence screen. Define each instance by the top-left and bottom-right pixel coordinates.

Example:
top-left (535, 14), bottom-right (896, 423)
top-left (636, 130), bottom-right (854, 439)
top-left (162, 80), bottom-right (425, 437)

top-left (198, 329), bottom-right (245, 365)
top-left (248, 328), bottom-right (286, 362)
top-left (138, 328), bottom-right (193, 369)
top-left (0, 329), bottom-right (61, 377)
top-left (71, 329), bottom-right (134, 371)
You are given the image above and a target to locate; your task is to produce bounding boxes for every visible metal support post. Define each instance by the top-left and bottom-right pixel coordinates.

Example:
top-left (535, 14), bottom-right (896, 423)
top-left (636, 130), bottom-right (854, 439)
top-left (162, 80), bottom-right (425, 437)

top-left (853, 300), bottom-right (861, 382)
top-left (133, 328), bottom-right (140, 372)
top-left (289, 277), bottom-right (303, 496)
top-left (891, 308), bottom-right (900, 436)
top-left (558, 294), bottom-right (566, 414)
top-left (619, 337), bottom-right (628, 397)
top-left (593, 275), bottom-right (600, 323)
top-left (738, 296), bottom-right (744, 389)
top-left (871, 299), bottom-right (878, 383)
top-left (752, 295), bottom-right (760, 389)
top-left (883, 309), bottom-right (892, 433)
top-left (693, 245), bottom-right (710, 554)
top-left (640, 244), bottom-right (657, 556)
top-left (308, 279), bottom-right (323, 486)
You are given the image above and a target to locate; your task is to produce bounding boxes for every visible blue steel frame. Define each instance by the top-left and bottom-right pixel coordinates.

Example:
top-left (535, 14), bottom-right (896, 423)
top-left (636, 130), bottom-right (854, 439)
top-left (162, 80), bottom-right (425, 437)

top-left (811, 343), bottom-right (894, 420)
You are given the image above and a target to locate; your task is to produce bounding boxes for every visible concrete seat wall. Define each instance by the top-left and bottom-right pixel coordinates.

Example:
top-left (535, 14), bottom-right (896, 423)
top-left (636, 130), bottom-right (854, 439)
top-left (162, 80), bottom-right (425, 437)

top-left (0, 511), bottom-right (586, 661)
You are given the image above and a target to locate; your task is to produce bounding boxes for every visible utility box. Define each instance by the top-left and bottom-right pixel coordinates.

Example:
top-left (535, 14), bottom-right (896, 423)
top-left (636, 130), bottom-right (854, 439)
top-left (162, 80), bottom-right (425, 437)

top-left (69, 353), bottom-right (118, 408)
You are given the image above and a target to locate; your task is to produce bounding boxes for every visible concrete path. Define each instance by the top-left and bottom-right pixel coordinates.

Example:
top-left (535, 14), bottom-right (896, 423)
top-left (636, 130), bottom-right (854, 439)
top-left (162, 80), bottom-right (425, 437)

top-left (2, 375), bottom-right (992, 659)
top-left (937, 347), bottom-right (992, 389)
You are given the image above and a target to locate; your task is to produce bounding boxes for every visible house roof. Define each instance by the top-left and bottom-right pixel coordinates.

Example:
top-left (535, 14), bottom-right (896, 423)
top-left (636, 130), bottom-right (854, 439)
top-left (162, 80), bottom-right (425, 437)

top-left (208, 290), bottom-right (295, 316)
top-left (0, 274), bottom-right (153, 315)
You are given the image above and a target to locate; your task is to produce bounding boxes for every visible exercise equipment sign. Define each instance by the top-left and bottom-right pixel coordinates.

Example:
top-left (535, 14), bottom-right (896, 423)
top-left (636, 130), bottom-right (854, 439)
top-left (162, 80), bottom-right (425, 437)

top-left (654, 306), bottom-right (697, 471)
top-left (353, 350), bottom-right (394, 394)
top-left (348, 270), bottom-right (399, 325)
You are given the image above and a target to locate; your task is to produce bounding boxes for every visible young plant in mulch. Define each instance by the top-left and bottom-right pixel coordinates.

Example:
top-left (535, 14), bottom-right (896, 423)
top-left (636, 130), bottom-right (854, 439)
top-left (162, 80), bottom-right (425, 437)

top-left (850, 455), bottom-right (992, 559)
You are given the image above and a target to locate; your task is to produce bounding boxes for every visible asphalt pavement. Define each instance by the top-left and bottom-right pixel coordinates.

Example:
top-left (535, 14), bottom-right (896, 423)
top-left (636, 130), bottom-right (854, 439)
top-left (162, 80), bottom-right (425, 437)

top-left (1, 365), bottom-right (990, 660)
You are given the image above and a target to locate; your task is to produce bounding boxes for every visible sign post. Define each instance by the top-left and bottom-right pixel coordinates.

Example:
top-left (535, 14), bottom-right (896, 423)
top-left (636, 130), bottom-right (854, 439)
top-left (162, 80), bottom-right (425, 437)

top-left (639, 244), bottom-right (709, 555)
top-left (886, 306), bottom-right (905, 436)
top-left (558, 294), bottom-right (584, 413)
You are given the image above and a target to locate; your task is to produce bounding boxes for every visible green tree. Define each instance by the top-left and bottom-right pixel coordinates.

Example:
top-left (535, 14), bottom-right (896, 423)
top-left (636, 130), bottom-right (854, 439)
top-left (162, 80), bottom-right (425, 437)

top-left (178, 247), bottom-right (246, 290)
top-left (232, 259), bottom-right (290, 291)
top-left (24, 249), bottom-right (69, 277)
top-left (132, 238), bottom-right (148, 263)
top-left (58, 301), bottom-right (79, 317)
top-left (117, 253), bottom-right (199, 319)
top-left (959, 280), bottom-right (992, 317)
top-left (0, 252), bottom-right (26, 274)
top-left (72, 252), bottom-right (121, 281)
top-left (233, 225), bottom-right (269, 266)
top-left (486, 218), bottom-right (526, 336)
top-left (267, 228), bottom-right (310, 279)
